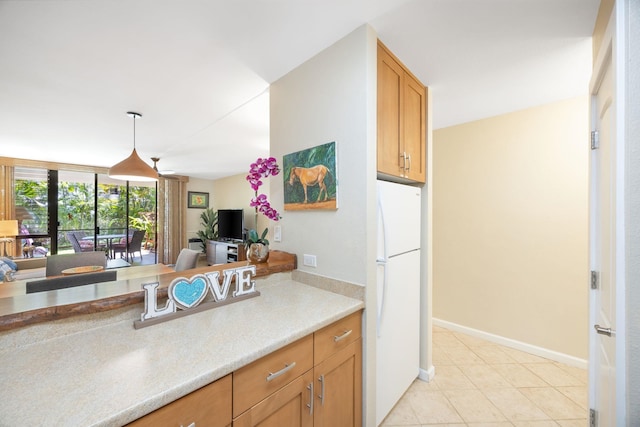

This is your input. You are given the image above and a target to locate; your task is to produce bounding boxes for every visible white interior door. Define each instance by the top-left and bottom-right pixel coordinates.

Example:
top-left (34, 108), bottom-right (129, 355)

top-left (589, 7), bottom-right (625, 425)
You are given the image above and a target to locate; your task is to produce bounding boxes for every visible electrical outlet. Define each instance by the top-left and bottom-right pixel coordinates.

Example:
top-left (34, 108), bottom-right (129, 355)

top-left (303, 254), bottom-right (317, 267)
top-left (273, 225), bottom-right (281, 242)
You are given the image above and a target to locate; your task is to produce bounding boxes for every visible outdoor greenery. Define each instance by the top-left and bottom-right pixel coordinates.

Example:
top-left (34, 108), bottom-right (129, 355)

top-left (15, 174), bottom-right (156, 252)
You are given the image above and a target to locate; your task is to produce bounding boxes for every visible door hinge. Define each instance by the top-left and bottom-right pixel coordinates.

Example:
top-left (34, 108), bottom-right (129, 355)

top-left (590, 408), bottom-right (597, 427)
top-left (590, 270), bottom-right (599, 290)
top-left (591, 130), bottom-right (599, 150)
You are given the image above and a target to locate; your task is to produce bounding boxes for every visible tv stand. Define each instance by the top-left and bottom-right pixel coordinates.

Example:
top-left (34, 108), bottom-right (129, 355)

top-left (207, 240), bottom-right (246, 265)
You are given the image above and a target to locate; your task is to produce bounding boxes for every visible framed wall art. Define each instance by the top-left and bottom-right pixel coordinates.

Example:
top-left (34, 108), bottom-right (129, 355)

top-left (283, 141), bottom-right (337, 211)
top-left (187, 191), bottom-right (209, 209)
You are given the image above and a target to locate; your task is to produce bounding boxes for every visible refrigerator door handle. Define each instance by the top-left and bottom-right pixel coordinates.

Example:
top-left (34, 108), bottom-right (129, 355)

top-left (376, 260), bottom-right (387, 338)
top-left (376, 193), bottom-right (388, 338)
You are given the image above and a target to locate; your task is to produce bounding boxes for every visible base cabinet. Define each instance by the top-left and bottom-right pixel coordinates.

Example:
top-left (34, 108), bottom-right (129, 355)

top-left (126, 374), bottom-right (232, 427)
top-left (233, 370), bottom-right (314, 427)
top-left (127, 312), bottom-right (361, 427)
top-left (208, 240), bottom-right (247, 265)
top-left (233, 311), bottom-right (362, 427)
top-left (313, 340), bottom-right (362, 427)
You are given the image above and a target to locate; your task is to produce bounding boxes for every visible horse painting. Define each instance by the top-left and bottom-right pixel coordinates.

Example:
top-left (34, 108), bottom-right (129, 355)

top-left (283, 141), bottom-right (337, 210)
top-left (288, 165), bottom-right (330, 203)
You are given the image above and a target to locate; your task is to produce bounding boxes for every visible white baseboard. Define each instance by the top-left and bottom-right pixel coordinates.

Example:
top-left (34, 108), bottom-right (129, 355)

top-left (418, 365), bottom-right (435, 382)
top-left (433, 318), bottom-right (588, 370)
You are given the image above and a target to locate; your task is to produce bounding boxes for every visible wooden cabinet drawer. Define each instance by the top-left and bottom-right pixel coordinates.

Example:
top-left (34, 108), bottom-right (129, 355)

top-left (314, 311), bottom-right (362, 362)
top-left (233, 334), bottom-right (313, 417)
top-left (233, 369), bottom-right (314, 427)
top-left (126, 374), bottom-right (231, 427)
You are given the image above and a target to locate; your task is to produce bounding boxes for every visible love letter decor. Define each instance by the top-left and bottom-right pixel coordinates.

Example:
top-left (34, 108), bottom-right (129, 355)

top-left (133, 265), bottom-right (259, 329)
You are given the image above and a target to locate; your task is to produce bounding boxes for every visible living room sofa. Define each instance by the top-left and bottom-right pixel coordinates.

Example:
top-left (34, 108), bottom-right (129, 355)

top-left (1, 251), bottom-right (108, 282)
top-left (3, 257), bottom-right (47, 281)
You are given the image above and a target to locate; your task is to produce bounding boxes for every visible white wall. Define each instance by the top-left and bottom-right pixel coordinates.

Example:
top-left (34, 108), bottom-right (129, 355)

top-left (269, 25), bottom-right (379, 426)
top-left (625, 0), bottom-right (640, 418)
top-left (269, 26), bottom-right (377, 284)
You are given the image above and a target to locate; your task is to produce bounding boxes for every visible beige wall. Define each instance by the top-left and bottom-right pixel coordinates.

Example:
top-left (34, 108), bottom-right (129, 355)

top-left (185, 177), bottom-right (215, 241)
top-left (433, 96), bottom-right (589, 359)
top-left (186, 174), bottom-right (268, 242)
top-left (212, 173), bottom-right (271, 234)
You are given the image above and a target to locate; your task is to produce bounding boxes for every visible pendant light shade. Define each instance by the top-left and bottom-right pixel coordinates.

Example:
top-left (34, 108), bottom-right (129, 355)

top-left (108, 112), bottom-right (158, 182)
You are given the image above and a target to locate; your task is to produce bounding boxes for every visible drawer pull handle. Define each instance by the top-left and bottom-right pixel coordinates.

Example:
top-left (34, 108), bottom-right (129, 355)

top-left (266, 362), bottom-right (296, 382)
top-left (334, 329), bottom-right (353, 342)
top-left (307, 382), bottom-right (314, 414)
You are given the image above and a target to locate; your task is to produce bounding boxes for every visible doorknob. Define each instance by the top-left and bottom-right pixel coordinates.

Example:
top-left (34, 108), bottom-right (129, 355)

top-left (594, 324), bottom-right (615, 337)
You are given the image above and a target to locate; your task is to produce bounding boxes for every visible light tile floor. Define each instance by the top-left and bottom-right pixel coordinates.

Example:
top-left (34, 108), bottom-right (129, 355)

top-left (380, 326), bottom-right (588, 427)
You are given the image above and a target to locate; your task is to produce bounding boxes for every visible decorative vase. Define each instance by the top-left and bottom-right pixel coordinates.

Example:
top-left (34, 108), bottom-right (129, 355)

top-left (246, 243), bottom-right (269, 263)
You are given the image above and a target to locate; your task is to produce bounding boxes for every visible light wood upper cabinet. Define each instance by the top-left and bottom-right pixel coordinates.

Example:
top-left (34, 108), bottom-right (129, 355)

top-left (377, 40), bottom-right (427, 183)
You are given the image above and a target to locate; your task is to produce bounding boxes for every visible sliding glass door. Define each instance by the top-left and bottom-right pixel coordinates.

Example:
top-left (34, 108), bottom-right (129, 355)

top-left (58, 170), bottom-right (97, 253)
top-left (13, 167), bottom-right (157, 262)
top-left (14, 167), bottom-right (51, 257)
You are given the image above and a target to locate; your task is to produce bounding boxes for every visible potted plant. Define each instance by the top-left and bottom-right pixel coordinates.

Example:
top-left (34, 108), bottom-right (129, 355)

top-left (245, 157), bottom-right (281, 263)
top-left (245, 228), bottom-right (270, 263)
top-left (196, 207), bottom-right (218, 265)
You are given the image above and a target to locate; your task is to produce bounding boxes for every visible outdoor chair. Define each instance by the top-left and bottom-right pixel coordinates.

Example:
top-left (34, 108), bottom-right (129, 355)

top-left (66, 231), bottom-right (94, 253)
top-left (111, 230), bottom-right (145, 262)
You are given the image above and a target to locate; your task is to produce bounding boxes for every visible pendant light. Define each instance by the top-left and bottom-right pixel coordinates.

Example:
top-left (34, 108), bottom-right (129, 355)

top-left (108, 112), bottom-right (158, 182)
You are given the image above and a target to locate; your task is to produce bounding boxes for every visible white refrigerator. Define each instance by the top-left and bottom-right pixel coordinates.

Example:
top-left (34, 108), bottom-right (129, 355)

top-left (376, 179), bottom-right (421, 425)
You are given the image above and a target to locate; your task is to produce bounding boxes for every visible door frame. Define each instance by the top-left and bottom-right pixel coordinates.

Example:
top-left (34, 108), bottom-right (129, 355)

top-left (588, 2), bottom-right (627, 422)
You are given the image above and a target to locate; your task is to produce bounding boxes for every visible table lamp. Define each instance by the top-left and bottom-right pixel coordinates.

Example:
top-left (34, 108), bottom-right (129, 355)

top-left (0, 220), bottom-right (18, 258)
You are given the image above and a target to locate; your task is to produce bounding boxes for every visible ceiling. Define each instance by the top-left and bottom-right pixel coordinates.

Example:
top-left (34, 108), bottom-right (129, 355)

top-left (0, 0), bottom-right (600, 180)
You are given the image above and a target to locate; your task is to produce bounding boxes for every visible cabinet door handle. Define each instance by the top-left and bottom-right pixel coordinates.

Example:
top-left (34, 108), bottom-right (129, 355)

top-left (318, 374), bottom-right (325, 406)
top-left (266, 361), bottom-right (296, 382)
top-left (406, 154), bottom-right (411, 172)
top-left (333, 329), bottom-right (353, 342)
top-left (399, 152), bottom-right (406, 171)
top-left (307, 382), bottom-right (314, 415)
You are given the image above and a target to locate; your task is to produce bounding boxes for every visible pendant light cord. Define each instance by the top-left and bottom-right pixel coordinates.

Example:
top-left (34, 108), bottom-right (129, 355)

top-left (132, 114), bottom-right (136, 149)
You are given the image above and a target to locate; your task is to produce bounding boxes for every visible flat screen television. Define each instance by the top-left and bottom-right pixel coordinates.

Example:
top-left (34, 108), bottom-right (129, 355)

top-left (217, 209), bottom-right (244, 241)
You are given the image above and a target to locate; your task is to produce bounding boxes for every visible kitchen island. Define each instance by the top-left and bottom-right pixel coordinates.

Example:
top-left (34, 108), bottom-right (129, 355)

top-left (0, 274), bottom-right (364, 426)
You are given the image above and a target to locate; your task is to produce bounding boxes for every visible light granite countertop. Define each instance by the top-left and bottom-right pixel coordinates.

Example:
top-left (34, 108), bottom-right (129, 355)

top-left (0, 278), bottom-right (364, 426)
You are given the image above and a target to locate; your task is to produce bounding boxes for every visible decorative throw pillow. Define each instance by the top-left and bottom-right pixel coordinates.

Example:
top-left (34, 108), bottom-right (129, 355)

top-left (0, 257), bottom-right (18, 270)
top-left (0, 260), bottom-right (13, 281)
